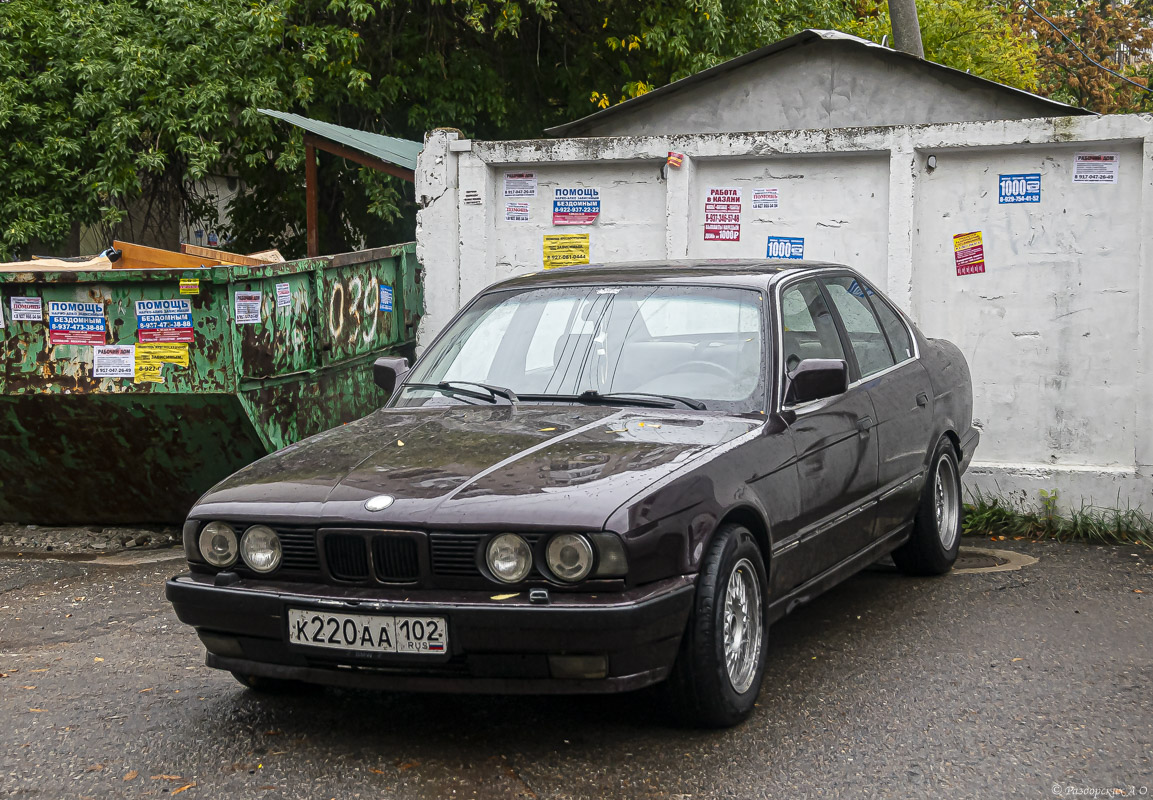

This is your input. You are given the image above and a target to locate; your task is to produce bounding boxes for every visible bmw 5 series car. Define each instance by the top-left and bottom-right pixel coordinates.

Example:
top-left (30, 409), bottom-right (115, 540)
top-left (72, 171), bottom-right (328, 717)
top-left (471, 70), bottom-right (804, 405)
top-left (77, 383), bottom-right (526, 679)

top-left (166, 260), bottom-right (978, 727)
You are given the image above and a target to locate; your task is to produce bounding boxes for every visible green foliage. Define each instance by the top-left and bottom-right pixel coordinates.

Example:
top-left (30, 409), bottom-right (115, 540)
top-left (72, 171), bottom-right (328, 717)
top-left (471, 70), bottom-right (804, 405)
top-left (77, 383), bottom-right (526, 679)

top-left (963, 491), bottom-right (1153, 548)
top-left (3, 0), bottom-right (1063, 259)
top-left (847, 0), bottom-right (1039, 91)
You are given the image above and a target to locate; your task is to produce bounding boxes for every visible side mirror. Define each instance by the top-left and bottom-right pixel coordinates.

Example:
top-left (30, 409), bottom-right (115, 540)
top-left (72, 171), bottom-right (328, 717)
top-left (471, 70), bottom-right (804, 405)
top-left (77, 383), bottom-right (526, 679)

top-left (373, 356), bottom-right (410, 394)
top-left (786, 358), bottom-right (848, 405)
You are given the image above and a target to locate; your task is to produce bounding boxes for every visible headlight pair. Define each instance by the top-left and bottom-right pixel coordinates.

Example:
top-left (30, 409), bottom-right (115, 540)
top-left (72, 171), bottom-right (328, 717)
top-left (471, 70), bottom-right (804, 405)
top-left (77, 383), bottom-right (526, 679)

top-left (197, 522), bottom-right (282, 573)
top-left (485, 532), bottom-right (623, 585)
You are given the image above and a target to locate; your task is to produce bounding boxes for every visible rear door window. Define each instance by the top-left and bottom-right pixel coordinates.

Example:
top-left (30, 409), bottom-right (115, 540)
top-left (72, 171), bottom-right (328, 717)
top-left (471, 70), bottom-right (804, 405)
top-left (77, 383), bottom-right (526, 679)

top-left (821, 276), bottom-right (896, 378)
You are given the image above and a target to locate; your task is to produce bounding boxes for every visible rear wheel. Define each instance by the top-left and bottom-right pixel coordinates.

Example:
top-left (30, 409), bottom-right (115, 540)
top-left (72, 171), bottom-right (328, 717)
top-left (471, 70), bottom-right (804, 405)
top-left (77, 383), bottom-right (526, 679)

top-left (666, 523), bottom-right (768, 728)
top-left (892, 437), bottom-right (962, 576)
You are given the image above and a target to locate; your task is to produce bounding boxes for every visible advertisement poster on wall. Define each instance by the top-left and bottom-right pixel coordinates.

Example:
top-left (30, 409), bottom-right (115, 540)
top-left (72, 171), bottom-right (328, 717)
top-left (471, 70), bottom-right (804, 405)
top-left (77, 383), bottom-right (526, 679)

top-left (704, 188), bottom-right (741, 241)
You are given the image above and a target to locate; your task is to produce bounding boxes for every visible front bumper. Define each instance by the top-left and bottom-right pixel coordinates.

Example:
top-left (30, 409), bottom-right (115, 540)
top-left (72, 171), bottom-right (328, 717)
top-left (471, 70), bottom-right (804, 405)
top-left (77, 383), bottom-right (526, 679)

top-left (165, 573), bottom-right (695, 694)
top-left (959, 426), bottom-right (980, 474)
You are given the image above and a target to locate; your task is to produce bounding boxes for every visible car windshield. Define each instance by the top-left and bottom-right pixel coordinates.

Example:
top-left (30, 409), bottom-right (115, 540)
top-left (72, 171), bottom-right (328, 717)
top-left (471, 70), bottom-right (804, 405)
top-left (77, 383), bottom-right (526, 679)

top-left (394, 284), bottom-right (766, 413)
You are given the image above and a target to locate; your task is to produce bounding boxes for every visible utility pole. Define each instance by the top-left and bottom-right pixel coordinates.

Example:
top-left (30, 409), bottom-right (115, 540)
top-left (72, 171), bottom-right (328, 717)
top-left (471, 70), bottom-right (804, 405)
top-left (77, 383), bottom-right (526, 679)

top-left (888, 0), bottom-right (925, 58)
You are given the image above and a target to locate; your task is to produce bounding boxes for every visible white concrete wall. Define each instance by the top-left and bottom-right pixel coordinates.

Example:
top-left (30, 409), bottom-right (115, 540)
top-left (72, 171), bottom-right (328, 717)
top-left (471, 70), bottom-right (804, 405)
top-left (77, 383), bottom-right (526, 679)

top-left (415, 114), bottom-right (1153, 513)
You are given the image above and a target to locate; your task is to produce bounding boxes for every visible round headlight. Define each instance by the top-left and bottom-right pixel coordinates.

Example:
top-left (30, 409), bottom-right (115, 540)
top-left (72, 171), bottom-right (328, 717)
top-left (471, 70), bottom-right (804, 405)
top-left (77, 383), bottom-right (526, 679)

top-left (240, 525), bottom-right (282, 573)
top-left (546, 534), bottom-right (594, 582)
top-left (486, 533), bottom-right (532, 583)
top-left (198, 522), bottom-right (238, 568)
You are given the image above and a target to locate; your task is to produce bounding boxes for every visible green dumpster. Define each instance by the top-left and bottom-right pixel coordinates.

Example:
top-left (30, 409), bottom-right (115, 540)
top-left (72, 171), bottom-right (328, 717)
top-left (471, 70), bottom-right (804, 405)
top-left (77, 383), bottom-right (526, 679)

top-left (0, 243), bottom-right (423, 525)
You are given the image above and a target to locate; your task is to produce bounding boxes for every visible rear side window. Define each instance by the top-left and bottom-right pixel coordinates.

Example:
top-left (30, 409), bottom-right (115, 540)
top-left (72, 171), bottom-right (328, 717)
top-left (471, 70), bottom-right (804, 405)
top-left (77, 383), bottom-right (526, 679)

top-left (869, 295), bottom-right (914, 362)
top-left (822, 276), bottom-right (895, 378)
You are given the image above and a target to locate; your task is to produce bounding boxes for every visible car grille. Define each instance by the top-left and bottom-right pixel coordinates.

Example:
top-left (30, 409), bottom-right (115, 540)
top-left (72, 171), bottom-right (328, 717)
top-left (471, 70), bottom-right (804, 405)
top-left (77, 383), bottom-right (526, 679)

top-left (372, 535), bottom-right (420, 582)
top-left (324, 534), bottom-right (370, 581)
top-left (277, 528), bottom-right (321, 573)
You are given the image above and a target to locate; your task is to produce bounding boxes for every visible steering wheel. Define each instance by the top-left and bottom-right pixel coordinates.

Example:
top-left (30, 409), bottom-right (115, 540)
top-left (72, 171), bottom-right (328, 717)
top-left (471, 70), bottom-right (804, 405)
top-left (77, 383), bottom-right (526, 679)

top-left (673, 360), bottom-right (738, 380)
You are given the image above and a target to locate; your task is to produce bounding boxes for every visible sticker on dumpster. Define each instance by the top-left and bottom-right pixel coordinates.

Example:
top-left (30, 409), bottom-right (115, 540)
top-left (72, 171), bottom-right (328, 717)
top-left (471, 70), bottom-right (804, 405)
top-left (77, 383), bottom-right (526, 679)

top-left (503, 171), bottom-right (537, 198)
top-left (553, 188), bottom-right (600, 225)
top-left (704, 188), bottom-right (741, 241)
top-left (379, 285), bottom-right (394, 313)
top-left (275, 282), bottom-right (292, 309)
top-left (135, 299), bottom-right (193, 343)
top-left (766, 236), bottom-right (804, 259)
top-left (542, 234), bottom-right (590, 269)
top-left (93, 345), bottom-right (135, 378)
top-left (998, 173), bottom-right (1041, 204)
top-left (1072, 152), bottom-right (1119, 184)
top-left (954, 231), bottom-right (986, 276)
top-left (48, 301), bottom-right (106, 346)
top-left (505, 202), bottom-right (530, 222)
top-left (234, 291), bottom-right (262, 325)
top-left (751, 188), bottom-right (779, 210)
top-left (10, 297), bottom-right (42, 321)
top-left (179, 278), bottom-right (200, 295)
top-left (139, 342), bottom-right (189, 367)
top-left (133, 347), bottom-right (164, 383)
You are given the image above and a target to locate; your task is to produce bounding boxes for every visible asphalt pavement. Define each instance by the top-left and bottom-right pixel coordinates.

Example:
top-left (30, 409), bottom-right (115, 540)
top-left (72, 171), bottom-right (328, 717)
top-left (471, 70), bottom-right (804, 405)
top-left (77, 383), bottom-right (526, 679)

top-left (1, 538), bottom-right (1149, 799)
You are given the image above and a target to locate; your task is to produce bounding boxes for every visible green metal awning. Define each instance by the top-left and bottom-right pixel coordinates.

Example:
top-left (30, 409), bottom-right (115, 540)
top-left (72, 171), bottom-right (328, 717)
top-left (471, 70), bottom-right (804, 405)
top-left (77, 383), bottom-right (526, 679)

top-left (258, 109), bottom-right (422, 173)
top-left (258, 109), bottom-right (423, 256)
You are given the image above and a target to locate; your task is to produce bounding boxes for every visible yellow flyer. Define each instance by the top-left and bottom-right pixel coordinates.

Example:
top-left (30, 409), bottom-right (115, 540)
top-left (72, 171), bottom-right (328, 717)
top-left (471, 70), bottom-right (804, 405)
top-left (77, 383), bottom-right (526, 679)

top-left (542, 234), bottom-right (590, 269)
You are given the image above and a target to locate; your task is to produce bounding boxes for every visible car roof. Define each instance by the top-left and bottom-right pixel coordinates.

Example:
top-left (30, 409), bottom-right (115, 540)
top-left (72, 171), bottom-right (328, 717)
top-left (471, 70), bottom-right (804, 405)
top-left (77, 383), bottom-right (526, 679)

top-left (486, 259), bottom-right (850, 292)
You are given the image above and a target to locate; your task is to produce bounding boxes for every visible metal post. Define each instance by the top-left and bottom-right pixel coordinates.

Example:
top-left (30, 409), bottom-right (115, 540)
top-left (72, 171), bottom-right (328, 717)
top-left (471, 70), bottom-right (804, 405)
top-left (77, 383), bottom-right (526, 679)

top-left (305, 142), bottom-right (319, 258)
top-left (888, 0), bottom-right (925, 58)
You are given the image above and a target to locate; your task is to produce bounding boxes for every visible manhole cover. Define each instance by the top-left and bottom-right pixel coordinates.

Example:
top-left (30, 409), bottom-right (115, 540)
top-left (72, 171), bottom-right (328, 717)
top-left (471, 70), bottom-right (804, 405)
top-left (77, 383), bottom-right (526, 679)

top-left (953, 546), bottom-right (1038, 574)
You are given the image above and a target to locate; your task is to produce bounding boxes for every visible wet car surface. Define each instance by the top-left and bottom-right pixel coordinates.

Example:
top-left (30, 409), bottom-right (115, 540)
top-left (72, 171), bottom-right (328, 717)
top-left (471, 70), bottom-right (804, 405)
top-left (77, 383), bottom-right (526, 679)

top-left (167, 260), bottom-right (979, 726)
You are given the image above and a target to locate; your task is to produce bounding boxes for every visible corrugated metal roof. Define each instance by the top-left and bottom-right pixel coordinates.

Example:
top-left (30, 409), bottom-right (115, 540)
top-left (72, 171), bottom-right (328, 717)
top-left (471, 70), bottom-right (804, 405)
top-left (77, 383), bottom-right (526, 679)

top-left (546, 29), bottom-right (1092, 137)
top-left (258, 109), bottom-right (423, 171)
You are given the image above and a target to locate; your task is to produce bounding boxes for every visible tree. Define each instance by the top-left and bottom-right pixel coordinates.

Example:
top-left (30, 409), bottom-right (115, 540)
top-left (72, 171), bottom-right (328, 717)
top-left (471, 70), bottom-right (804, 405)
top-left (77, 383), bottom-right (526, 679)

top-left (1014, 0), bottom-right (1153, 114)
top-left (847, 0), bottom-right (1040, 91)
top-left (0, 0), bottom-right (854, 261)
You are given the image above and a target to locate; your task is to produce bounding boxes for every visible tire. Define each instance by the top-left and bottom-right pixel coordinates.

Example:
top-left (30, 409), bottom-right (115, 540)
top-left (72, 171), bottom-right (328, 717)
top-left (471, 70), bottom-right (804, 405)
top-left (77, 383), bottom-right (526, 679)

top-left (231, 672), bottom-right (317, 695)
top-left (892, 437), bottom-right (963, 576)
top-left (665, 523), bottom-right (769, 728)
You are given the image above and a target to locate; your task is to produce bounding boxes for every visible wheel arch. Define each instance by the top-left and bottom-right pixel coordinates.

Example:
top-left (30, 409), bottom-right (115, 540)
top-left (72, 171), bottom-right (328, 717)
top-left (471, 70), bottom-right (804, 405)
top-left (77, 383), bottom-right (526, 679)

top-left (716, 505), bottom-right (772, 573)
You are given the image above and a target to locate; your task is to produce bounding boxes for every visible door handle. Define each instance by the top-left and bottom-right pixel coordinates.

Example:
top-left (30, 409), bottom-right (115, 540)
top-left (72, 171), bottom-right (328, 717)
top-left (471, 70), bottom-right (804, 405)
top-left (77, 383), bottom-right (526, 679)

top-left (856, 415), bottom-right (873, 433)
top-left (916, 392), bottom-right (929, 408)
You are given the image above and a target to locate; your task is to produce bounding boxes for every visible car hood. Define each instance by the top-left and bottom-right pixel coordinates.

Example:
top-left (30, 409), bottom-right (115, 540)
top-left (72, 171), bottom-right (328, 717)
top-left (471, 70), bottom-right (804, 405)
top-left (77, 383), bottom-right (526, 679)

top-left (193, 405), bottom-right (760, 530)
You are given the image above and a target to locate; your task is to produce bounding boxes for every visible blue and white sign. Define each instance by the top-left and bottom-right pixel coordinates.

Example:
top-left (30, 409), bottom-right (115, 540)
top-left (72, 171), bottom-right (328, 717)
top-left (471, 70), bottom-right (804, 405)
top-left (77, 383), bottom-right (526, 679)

top-left (553, 188), bottom-right (601, 225)
top-left (847, 279), bottom-right (874, 298)
top-left (47, 301), bottom-right (106, 345)
top-left (135, 298), bottom-right (193, 342)
top-left (379, 285), bottom-right (394, 313)
top-left (766, 236), bottom-right (805, 259)
top-left (998, 173), bottom-right (1041, 204)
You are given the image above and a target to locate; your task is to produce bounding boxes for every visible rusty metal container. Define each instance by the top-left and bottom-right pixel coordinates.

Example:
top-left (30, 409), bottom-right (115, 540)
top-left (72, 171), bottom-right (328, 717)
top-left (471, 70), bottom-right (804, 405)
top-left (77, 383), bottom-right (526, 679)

top-left (0, 243), bottom-right (422, 525)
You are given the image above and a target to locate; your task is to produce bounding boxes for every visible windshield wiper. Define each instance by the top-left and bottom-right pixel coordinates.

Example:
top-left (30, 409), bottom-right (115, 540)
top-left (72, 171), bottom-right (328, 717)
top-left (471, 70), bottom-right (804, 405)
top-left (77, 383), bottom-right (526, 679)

top-left (517, 390), bottom-right (705, 410)
top-left (583, 390), bottom-right (706, 410)
top-left (401, 381), bottom-right (518, 405)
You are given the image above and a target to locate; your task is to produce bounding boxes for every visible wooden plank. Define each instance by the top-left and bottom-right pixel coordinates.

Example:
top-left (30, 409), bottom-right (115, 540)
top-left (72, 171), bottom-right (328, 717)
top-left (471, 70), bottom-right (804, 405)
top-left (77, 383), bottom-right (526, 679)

top-left (303, 133), bottom-right (415, 183)
top-left (179, 244), bottom-right (268, 267)
top-left (0, 255), bottom-right (113, 273)
top-left (247, 249), bottom-right (285, 263)
top-left (113, 241), bottom-right (220, 270)
top-left (306, 142), bottom-right (319, 258)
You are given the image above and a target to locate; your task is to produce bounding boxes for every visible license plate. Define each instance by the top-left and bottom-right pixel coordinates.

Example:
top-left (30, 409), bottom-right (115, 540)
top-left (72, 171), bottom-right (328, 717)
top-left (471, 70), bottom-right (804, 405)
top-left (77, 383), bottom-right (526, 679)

top-left (286, 609), bottom-right (447, 655)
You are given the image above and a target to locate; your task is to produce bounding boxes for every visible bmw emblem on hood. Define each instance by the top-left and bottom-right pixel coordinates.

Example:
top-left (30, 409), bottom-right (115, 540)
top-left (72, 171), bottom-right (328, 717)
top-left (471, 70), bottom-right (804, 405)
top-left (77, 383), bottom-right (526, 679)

top-left (364, 495), bottom-right (395, 512)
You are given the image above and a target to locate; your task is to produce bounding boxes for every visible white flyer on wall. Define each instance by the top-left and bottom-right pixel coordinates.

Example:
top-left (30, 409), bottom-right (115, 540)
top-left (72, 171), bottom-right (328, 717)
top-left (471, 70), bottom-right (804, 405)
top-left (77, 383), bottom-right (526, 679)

top-left (234, 291), bottom-right (262, 325)
top-left (503, 171), bottom-right (537, 197)
top-left (751, 188), bottom-right (779, 209)
top-left (1072, 152), bottom-right (1119, 184)
top-left (275, 282), bottom-right (292, 308)
top-left (93, 345), bottom-right (136, 378)
top-left (505, 201), bottom-right (530, 222)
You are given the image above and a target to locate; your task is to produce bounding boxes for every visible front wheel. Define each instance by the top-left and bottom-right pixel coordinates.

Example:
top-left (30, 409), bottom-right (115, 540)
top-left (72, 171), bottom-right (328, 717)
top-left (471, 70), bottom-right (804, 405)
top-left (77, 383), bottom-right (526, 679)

top-left (665, 523), bottom-right (768, 728)
top-left (892, 437), bottom-right (963, 576)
